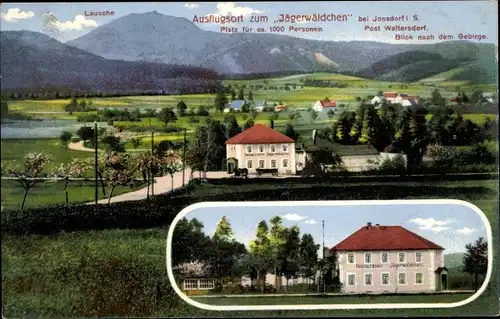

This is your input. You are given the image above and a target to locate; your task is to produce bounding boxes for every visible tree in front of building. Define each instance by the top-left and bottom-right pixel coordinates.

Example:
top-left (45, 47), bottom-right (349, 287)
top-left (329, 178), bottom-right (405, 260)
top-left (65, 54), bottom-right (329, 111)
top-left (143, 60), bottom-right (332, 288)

top-left (230, 89), bottom-right (236, 101)
top-left (243, 118), bottom-right (254, 130)
top-left (431, 88), bottom-right (446, 107)
top-left (247, 91), bottom-right (254, 101)
top-left (5, 152), bottom-right (51, 210)
top-left (284, 124), bottom-right (300, 141)
top-left (249, 220), bottom-right (273, 292)
top-left (214, 91), bottom-right (228, 113)
top-left (463, 237), bottom-right (488, 292)
top-left (299, 233), bottom-right (319, 285)
top-left (237, 88), bottom-right (244, 100)
top-left (280, 225), bottom-right (301, 289)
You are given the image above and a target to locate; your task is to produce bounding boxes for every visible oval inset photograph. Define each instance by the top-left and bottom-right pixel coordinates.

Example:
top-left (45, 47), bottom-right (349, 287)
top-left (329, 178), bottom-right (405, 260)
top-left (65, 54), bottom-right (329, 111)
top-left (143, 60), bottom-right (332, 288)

top-left (166, 200), bottom-right (492, 311)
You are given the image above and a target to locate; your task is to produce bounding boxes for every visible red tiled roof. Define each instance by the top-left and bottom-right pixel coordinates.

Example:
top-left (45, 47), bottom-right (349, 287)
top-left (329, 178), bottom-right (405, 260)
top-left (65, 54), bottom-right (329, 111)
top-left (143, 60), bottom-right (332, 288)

top-left (225, 124), bottom-right (295, 144)
top-left (275, 104), bottom-right (287, 110)
top-left (331, 225), bottom-right (444, 251)
top-left (383, 92), bottom-right (398, 98)
top-left (320, 99), bottom-right (337, 107)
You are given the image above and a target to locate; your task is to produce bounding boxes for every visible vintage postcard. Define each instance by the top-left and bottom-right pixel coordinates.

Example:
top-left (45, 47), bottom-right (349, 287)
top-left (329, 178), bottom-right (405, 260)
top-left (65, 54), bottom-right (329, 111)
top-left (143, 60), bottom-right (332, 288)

top-left (0, 1), bottom-right (498, 318)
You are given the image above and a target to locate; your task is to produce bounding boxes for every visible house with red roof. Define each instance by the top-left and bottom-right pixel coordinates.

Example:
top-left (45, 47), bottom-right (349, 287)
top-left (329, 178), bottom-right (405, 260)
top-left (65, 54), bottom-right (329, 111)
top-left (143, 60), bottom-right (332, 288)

top-left (328, 222), bottom-right (447, 294)
top-left (371, 92), bottom-right (420, 107)
top-left (225, 124), bottom-right (297, 175)
top-left (312, 97), bottom-right (337, 112)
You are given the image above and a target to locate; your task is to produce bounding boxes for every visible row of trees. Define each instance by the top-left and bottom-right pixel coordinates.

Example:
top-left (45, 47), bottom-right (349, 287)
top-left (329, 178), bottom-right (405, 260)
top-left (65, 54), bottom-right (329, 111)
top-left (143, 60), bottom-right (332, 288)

top-left (172, 215), bottom-right (336, 292)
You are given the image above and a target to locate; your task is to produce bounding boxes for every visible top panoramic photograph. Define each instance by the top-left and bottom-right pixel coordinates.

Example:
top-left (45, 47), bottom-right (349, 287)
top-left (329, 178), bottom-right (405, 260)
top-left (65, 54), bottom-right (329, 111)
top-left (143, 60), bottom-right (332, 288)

top-left (0, 1), bottom-right (498, 318)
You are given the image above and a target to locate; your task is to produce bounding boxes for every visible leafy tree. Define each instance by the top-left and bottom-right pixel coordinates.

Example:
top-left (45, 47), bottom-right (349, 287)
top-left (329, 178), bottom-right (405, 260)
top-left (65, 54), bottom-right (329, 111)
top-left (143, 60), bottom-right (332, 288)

top-left (160, 151), bottom-right (182, 191)
top-left (157, 107), bottom-right (178, 125)
top-left (52, 158), bottom-right (89, 205)
top-left (100, 152), bottom-right (138, 204)
top-left (214, 91), bottom-right (228, 113)
top-left (327, 109), bottom-right (335, 120)
top-left (249, 220), bottom-right (272, 291)
top-left (78, 99), bottom-right (87, 109)
top-left (431, 88), bottom-right (446, 106)
top-left (251, 111), bottom-right (258, 120)
top-left (470, 90), bottom-right (483, 104)
top-left (237, 88), bottom-right (244, 100)
top-left (177, 101), bottom-right (187, 111)
top-left (248, 91), bottom-right (254, 101)
top-left (76, 126), bottom-right (95, 143)
top-left (223, 115), bottom-right (242, 138)
top-left (299, 234), bottom-right (319, 283)
top-left (5, 152), bottom-right (51, 209)
top-left (172, 218), bottom-right (213, 266)
top-left (101, 136), bottom-right (125, 152)
top-left (456, 91), bottom-right (469, 104)
top-left (280, 225), bottom-right (301, 289)
top-left (230, 90), bottom-right (236, 101)
top-left (288, 112), bottom-right (296, 121)
top-left (463, 237), bottom-right (488, 292)
top-left (59, 131), bottom-right (73, 148)
top-left (284, 124), bottom-right (300, 140)
top-left (243, 119), bottom-right (255, 130)
top-left (310, 110), bottom-right (318, 124)
top-left (130, 137), bottom-right (142, 149)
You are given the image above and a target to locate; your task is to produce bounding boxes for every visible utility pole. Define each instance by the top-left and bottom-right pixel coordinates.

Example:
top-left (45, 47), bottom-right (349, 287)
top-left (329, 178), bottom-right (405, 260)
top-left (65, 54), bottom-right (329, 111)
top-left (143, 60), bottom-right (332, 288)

top-left (322, 220), bottom-right (325, 294)
top-left (182, 128), bottom-right (187, 187)
top-left (151, 128), bottom-right (154, 197)
top-left (94, 121), bottom-right (98, 205)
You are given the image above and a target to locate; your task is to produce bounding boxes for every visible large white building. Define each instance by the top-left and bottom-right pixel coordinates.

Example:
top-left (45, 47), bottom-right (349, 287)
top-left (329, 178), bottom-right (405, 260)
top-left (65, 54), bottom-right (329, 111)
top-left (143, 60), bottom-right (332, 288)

top-left (226, 124), bottom-right (297, 175)
top-left (330, 223), bottom-right (448, 294)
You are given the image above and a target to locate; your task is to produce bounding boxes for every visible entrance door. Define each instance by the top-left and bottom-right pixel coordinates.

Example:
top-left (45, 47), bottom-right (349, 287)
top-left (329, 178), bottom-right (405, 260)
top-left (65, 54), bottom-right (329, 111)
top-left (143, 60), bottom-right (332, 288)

top-left (227, 162), bottom-right (235, 174)
top-left (441, 274), bottom-right (447, 290)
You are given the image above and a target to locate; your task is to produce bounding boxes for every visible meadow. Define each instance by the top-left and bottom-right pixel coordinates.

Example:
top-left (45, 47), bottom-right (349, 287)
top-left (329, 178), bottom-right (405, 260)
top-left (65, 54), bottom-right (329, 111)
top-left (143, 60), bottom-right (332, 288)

top-left (2, 177), bottom-right (498, 317)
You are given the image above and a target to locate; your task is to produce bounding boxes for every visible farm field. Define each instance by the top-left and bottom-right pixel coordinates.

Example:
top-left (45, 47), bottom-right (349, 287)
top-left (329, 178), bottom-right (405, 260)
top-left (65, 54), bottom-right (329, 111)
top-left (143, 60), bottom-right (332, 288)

top-left (1, 179), bottom-right (146, 211)
top-left (191, 293), bottom-right (473, 305)
top-left (2, 178), bottom-right (498, 317)
top-left (1, 139), bottom-right (92, 172)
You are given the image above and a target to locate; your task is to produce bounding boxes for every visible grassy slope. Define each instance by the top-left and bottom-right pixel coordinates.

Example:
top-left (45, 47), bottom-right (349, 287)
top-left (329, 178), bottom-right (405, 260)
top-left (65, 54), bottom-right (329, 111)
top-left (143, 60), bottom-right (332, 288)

top-left (2, 179), bottom-right (498, 317)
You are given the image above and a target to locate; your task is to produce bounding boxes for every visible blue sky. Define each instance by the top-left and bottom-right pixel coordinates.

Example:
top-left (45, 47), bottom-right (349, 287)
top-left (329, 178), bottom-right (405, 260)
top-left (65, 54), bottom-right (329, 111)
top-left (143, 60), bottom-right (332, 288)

top-left (1, 2), bottom-right (497, 44)
top-left (183, 203), bottom-right (488, 254)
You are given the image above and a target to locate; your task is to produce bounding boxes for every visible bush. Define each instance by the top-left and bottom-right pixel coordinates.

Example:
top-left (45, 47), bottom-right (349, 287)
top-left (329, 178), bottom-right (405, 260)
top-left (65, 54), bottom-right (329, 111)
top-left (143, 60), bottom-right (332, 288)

top-left (162, 125), bottom-right (182, 133)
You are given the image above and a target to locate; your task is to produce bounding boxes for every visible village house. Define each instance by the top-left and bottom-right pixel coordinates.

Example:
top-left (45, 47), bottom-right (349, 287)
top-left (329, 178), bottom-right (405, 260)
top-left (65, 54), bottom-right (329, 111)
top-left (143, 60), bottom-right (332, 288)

top-left (225, 124), bottom-right (297, 175)
top-left (371, 92), bottom-right (419, 107)
top-left (329, 223), bottom-right (448, 294)
top-left (224, 100), bottom-right (247, 113)
top-left (312, 97), bottom-right (337, 112)
top-left (275, 104), bottom-right (288, 112)
top-left (253, 100), bottom-right (267, 112)
top-left (295, 130), bottom-right (407, 172)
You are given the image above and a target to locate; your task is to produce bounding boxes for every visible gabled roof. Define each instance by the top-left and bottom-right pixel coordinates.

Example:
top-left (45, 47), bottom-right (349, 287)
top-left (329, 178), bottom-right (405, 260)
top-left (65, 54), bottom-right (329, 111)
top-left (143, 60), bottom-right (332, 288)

top-left (299, 137), bottom-right (379, 156)
top-left (225, 124), bottom-right (295, 145)
top-left (229, 100), bottom-right (246, 108)
top-left (318, 98), bottom-right (337, 107)
top-left (331, 225), bottom-right (444, 251)
top-left (383, 92), bottom-right (398, 98)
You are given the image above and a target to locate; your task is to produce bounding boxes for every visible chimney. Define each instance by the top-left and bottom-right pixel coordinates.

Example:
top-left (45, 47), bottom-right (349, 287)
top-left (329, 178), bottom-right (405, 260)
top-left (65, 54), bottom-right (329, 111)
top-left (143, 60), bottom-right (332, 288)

top-left (270, 119), bottom-right (274, 129)
top-left (367, 222), bottom-right (372, 228)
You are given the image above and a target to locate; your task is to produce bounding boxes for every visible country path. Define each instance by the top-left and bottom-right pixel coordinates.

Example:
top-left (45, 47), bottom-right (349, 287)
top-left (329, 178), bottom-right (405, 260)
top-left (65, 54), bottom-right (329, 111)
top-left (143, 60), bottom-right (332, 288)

top-left (92, 169), bottom-right (230, 204)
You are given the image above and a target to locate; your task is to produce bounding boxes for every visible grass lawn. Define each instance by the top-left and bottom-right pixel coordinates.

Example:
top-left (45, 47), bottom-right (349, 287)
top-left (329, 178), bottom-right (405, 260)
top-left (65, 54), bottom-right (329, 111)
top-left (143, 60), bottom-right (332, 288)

top-left (1, 139), bottom-right (93, 172)
top-left (0, 179), bottom-right (146, 211)
top-left (192, 293), bottom-right (473, 306)
top-left (2, 178), bottom-right (498, 317)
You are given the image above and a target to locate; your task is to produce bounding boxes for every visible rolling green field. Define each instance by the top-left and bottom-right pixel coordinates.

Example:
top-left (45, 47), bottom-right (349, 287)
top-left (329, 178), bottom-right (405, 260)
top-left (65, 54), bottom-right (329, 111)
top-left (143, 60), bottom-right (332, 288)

top-left (2, 178), bottom-right (498, 317)
top-left (1, 179), bottom-right (145, 210)
top-left (0, 139), bottom-right (92, 172)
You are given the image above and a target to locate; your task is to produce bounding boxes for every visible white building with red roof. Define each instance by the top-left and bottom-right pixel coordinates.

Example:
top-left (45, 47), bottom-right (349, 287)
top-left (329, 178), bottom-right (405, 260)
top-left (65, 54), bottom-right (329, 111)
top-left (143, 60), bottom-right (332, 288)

top-left (225, 124), bottom-right (297, 175)
top-left (312, 97), bottom-right (337, 112)
top-left (329, 222), bottom-right (447, 294)
top-left (371, 92), bottom-right (419, 107)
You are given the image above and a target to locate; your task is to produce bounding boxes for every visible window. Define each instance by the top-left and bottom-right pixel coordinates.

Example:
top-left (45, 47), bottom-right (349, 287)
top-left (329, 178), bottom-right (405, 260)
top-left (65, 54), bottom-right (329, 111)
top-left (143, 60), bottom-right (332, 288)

top-left (381, 273), bottom-right (390, 285)
top-left (247, 160), bottom-right (253, 169)
top-left (271, 159), bottom-right (277, 168)
top-left (183, 279), bottom-right (198, 290)
top-left (270, 144), bottom-right (276, 152)
top-left (282, 159), bottom-right (288, 168)
top-left (364, 273), bottom-right (373, 286)
top-left (415, 273), bottom-right (423, 285)
top-left (199, 279), bottom-right (215, 289)
top-left (258, 160), bottom-right (265, 168)
top-left (347, 253), bottom-right (355, 264)
top-left (282, 144), bottom-right (288, 152)
top-left (381, 252), bottom-right (388, 263)
top-left (415, 252), bottom-right (422, 263)
top-left (364, 253), bottom-right (372, 264)
top-left (259, 144), bottom-right (264, 153)
top-left (398, 273), bottom-right (406, 285)
top-left (398, 252), bottom-right (406, 263)
top-left (246, 145), bottom-right (252, 153)
top-left (347, 274), bottom-right (355, 286)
